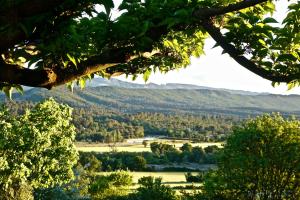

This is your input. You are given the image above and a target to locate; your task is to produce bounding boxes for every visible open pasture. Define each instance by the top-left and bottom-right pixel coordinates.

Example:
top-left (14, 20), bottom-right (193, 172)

top-left (98, 171), bottom-right (193, 183)
top-left (76, 140), bottom-right (223, 152)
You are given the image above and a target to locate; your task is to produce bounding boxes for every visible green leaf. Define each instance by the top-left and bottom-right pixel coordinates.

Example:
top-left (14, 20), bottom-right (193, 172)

top-left (212, 43), bottom-right (220, 49)
top-left (67, 54), bottom-right (77, 67)
top-left (137, 21), bottom-right (150, 38)
top-left (18, 23), bottom-right (29, 37)
top-left (102, 0), bottom-right (114, 15)
top-left (271, 81), bottom-right (280, 87)
top-left (143, 69), bottom-right (151, 82)
top-left (276, 54), bottom-right (298, 62)
top-left (174, 9), bottom-right (189, 18)
top-left (258, 39), bottom-right (266, 46)
top-left (14, 85), bottom-right (24, 95)
top-left (67, 82), bottom-right (74, 93)
top-left (3, 86), bottom-right (13, 100)
top-left (79, 78), bottom-right (86, 89)
top-left (287, 81), bottom-right (297, 90)
top-left (263, 17), bottom-right (278, 24)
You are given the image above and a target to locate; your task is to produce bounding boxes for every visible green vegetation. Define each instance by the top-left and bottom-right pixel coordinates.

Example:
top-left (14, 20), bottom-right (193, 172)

top-left (3, 99), bottom-right (238, 142)
top-left (0, 1), bottom-right (299, 94)
top-left (1, 99), bottom-right (300, 200)
top-left (185, 172), bottom-right (205, 183)
top-left (79, 143), bottom-right (220, 172)
top-left (89, 171), bottom-right (133, 200)
top-left (3, 85), bottom-right (300, 117)
top-left (134, 176), bottom-right (178, 200)
top-left (0, 99), bottom-right (78, 199)
top-left (203, 114), bottom-right (300, 200)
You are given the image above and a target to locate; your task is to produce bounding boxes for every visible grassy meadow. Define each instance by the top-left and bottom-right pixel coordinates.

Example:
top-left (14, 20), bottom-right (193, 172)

top-left (98, 171), bottom-right (202, 193)
top-left (76, 139), bottom-right (223, 152)
top-left (77, 139), bottom-right (218, 194)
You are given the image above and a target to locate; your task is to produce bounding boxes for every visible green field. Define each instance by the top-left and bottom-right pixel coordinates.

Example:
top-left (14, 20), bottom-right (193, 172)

top-left (76, 140), bottom-right (223, 152)
top-left (98, 171), bottom-right (202, 193)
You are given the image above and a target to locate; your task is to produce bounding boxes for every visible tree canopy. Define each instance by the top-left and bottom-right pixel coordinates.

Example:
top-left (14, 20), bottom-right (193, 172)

top-left (203, 113), bottom-right (300, 200)
top-left (0, 99), bottom-right (78, 199)
top-left (0, 0), bottom-right (299, 94)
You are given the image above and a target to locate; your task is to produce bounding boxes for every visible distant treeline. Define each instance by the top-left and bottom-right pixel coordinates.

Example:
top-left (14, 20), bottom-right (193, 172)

top-left (79, 143), bottom-right (221, 172)
top-left (3, 101), bottom-right (241, 142)
top-left (73, 109), bottom-right (240, 142)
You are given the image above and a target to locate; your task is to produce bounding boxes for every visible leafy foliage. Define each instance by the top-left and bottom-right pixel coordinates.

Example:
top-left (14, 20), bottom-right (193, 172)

top-left (0, 99), bottom-right (78, 199)
top-left (135, 176), bottom-right (178, 200)
top-left (0, 1), bottom-right (299, 92)
top-left (79, 143), bottom-right (220, 172)
top-left (203, 113), bottom-right (300, 200)
top-left (89, 171), bottom-right (133, 200)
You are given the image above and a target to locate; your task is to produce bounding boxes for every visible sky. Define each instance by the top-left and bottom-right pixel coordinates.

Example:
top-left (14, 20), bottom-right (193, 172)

top-left (115, 1), bottom-right (300, 95)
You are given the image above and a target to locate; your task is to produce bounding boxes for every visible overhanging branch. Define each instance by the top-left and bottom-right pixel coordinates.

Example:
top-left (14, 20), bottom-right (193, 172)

top-left (201, 20), bottom-right (297, 83)
top-left (0, 0), bottom-right (282, 88)
top-left (193, 0), bottom-right (268, 18)
top-left (0, 48), bottom-right (131, 88)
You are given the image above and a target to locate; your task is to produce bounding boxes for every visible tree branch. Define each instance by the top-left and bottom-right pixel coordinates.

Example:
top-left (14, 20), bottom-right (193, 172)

top-left (193, 0), bottom-right (268, 19)
top-left (0, 48), bottom-right (130, 89)
top-left (0, 0), bottom-right (283, 88)
top-left (201, 20), bottom-right (297, 83)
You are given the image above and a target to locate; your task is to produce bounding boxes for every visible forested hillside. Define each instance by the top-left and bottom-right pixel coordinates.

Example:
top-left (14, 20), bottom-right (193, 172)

top-left (2, 78), bottom-right (300, 143)
top-left (2, 78), bottom-right (300, 117)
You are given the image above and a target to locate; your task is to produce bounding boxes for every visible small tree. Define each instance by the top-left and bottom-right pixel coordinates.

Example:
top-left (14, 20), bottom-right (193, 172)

top-left (204, 113), bottom-right (300, 200)
top-left (142, 140), bottom-right (148, 148)
top-left (0, 99), bottom-right (78, 199)
top-left (136, 177), bottom-right (178, 200)
top-left (83, 155), bottom-right (102, 173)
top-left (180, 143), bottom-right (193, 152)
top-left (131, 156), bottom-right (147, 171)
top-left (89, 171), bottom-right (133, 200)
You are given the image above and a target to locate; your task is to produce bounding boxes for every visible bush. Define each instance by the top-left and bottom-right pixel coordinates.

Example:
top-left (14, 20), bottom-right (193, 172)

top-left (185, 172), bottom-right (205, 183)
top-left (89, 171), bottom-right (133, 200)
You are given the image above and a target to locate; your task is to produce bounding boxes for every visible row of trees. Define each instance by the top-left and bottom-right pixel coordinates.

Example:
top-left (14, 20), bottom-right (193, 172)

top-left (78, 143), bottom-right (220, 172)
top-left (73, 110), bottom-right (237, 142)
top-left (3, 100), bottom-right (238, 143)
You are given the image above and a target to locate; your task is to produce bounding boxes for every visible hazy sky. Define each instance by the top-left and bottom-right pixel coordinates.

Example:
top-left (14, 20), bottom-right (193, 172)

top-left (116, 1), bottom-right (300, 94)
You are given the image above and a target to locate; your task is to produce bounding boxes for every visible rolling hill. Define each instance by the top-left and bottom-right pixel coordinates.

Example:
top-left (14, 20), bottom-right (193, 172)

top-left (2, 78), bottom-right (300, 117)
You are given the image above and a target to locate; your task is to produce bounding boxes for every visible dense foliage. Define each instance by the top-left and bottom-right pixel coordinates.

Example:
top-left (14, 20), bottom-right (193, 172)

top-left (0, 99), bottom-right (78, 199)
top-left (74, 111), bottom-right (235, 142)
top-left (2, 99), bottom-right (299, 200)
top-left (2, 100), bottom-right (237, 142)
top-left (89, 171), bottom-right (133, 199)
top-left (203, 114), bottom-right (300, 200)
top-left (79, 143), bottom-right (220, 172)
top-left (0, 1), bottom-right (299, 94)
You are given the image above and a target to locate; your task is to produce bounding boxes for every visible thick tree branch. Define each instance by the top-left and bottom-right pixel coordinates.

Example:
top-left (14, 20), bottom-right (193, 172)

top-left (201, 20), bottom-right (297, 83)
top-left (193, 0), bottom-right (268, 18)
top-left (0, 48), bottom-right (130, 89)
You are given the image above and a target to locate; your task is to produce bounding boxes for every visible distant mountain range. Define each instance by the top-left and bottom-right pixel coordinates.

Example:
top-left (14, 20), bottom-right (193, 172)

top-left (86, 78), bottom-right (260, 95)
top-left (2, 78), bottom-right (300, 117)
